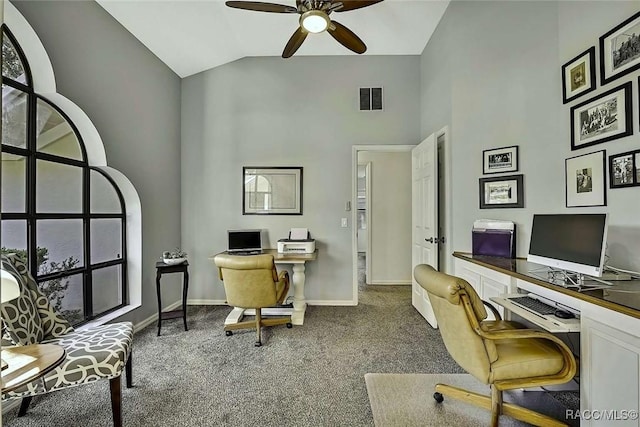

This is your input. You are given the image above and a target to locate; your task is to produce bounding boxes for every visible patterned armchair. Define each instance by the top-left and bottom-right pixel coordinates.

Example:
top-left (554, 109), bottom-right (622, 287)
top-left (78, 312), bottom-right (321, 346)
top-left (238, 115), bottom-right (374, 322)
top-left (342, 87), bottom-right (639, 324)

top-left (1, 254), bottom-right (133, 427)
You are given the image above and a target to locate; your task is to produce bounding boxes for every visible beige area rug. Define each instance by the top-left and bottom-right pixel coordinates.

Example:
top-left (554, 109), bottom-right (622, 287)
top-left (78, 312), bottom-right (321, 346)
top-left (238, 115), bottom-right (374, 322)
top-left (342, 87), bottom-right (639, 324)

top-left (365, 373), bottom-right (573, 427)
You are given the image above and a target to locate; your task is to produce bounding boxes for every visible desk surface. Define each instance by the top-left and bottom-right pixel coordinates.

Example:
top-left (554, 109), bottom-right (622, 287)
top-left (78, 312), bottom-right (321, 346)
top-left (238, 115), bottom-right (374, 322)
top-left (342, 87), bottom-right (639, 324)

top-left (2, 344), bottom-right (65, 393)
top-left (212, 249), bottom-right (317, 263)
top-left (453, 252), bottom-right (640, 319)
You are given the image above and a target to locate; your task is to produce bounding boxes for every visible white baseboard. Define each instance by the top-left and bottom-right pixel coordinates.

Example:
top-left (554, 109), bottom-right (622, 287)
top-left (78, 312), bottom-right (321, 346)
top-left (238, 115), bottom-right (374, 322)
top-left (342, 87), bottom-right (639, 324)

top-left (186, 299), bottom-right (227, 305)
top-left (133, 300), bottom-right (182, 332)
top-left (366, 280), bottom-right (411, 285)
top-left (306, 300), bottom-right (356, 306)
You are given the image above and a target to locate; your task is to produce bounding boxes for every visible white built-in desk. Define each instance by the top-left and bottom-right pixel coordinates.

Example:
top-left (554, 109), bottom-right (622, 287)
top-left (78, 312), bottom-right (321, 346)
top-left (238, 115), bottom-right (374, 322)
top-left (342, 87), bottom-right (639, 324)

top-left (211, 249), bottom-right (317, 326)
top-left (454, 252), bottom-right (640, 427)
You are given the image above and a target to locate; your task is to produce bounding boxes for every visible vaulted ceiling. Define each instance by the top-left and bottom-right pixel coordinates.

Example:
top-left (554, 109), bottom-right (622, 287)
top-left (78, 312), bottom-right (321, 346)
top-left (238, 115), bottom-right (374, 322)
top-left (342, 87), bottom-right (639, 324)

top-left (96, 0), bottom-right (450, 78)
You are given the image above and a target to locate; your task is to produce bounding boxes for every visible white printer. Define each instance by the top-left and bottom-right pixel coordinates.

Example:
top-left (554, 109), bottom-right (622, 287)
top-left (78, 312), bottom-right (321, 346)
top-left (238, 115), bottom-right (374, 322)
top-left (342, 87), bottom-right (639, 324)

top-left (277, 228), bottom-right (316, 254)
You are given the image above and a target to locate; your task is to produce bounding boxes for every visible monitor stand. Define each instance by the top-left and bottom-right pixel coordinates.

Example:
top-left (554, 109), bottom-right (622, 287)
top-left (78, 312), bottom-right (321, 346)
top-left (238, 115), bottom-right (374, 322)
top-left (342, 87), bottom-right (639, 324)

top-left (528, 267), bottom-right (612, 291)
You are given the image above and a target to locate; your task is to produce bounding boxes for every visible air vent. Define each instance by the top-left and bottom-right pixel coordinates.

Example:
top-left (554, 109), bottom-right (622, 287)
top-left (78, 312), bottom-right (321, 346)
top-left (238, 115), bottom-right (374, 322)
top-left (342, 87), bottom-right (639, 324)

top-left (359, 87), bottom-right (383, 111)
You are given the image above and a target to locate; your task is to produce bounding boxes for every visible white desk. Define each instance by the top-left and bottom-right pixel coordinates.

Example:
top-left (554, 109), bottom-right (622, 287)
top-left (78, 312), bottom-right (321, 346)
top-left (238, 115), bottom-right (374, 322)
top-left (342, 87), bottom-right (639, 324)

top-left (214, 249), bottom-right (317, 326)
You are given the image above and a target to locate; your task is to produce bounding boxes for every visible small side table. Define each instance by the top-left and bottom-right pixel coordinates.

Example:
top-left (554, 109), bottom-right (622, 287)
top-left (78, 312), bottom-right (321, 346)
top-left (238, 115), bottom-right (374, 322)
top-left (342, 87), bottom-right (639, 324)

top-left (155, 261), bottom-right (189, 336)
top-left (1, 343), bottom-right (66, 393)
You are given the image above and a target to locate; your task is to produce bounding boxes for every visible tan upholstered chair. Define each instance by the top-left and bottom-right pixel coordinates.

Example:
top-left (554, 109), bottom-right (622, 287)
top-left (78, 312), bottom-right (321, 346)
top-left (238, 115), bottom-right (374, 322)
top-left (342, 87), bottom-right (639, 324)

top-left (413, 264), bottom-right (577, 427)
top-left (214, 253), bottom-right (292, 346)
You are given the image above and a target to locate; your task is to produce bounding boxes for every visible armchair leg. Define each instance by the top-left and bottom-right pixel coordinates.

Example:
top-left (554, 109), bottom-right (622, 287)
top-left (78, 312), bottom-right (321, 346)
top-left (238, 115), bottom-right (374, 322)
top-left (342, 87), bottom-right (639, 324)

top-left (110, 376), bottom-right (123, 427)
top-left (17, 396), bottom-right (32, 417)
top-left (126, 354), bottom-right (133, 388)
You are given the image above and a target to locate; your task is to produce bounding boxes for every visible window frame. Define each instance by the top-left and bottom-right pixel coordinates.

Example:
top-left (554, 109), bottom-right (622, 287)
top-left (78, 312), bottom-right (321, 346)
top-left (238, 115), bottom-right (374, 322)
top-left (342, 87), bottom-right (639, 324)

top-left (1, 25), bottom-right (128, 325)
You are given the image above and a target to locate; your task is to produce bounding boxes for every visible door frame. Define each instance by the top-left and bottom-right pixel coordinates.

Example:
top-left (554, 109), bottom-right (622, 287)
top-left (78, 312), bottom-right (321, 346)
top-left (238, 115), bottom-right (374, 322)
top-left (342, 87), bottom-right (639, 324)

top-left (351, 145), bottom-right (415, 304)
top-left (435, 126), bottom-right (453, 274)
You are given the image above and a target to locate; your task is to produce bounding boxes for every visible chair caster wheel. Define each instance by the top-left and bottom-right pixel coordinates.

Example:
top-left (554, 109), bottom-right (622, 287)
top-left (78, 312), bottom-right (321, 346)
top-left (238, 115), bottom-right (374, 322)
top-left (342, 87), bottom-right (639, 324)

top-left (254, 341), bottom-right (262, 347)
top-left (286, 323), bottom-right (293, 328)
top-left (433, 392), bottom-right (444, 403)
top-left (225, 331), bottom-right (233, 336)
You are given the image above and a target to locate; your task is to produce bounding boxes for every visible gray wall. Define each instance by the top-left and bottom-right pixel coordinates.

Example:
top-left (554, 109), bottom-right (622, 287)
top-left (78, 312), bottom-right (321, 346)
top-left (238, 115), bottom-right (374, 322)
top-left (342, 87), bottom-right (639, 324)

top-left (12, 0), bottom-right (183, 323)
top-left (181, 56), bottom-right (420, 303)
top-left (420, 1), bottom-right (640, 272)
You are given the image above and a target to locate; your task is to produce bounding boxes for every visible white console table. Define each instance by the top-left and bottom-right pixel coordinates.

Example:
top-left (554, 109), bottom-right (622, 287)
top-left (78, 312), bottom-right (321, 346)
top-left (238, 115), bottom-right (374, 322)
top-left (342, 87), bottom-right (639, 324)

top-left (215, 249), bottom-right (317, 326)
top-left (454, 252), bottom-right (640, 427)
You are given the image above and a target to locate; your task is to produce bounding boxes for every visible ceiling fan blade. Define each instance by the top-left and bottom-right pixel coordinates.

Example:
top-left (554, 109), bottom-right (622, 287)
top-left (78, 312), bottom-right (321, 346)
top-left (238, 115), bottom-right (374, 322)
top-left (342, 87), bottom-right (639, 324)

top-left (333, 0), bottom-right (383, 12)
top-left (225, 1), bottom-right (298, 13)
top-left (328, 20), bottom-right (366, 54)
top-left (282, 27), bottom-right (308, 58)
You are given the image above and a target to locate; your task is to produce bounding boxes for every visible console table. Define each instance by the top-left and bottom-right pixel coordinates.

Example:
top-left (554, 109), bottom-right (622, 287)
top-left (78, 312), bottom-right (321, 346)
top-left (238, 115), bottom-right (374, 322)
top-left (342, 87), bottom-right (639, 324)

top-left (155, 261), bottom-right (189, 336)
top-left (212, 249), bottom-right (317, 326)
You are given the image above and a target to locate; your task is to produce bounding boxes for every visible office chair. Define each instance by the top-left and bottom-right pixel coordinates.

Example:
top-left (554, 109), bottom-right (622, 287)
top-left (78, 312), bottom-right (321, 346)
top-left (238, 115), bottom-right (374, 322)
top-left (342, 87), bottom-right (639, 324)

top-left (413, 264), bottom-right (577, 427)
top-left (214, 253), bottom-right (292, 346)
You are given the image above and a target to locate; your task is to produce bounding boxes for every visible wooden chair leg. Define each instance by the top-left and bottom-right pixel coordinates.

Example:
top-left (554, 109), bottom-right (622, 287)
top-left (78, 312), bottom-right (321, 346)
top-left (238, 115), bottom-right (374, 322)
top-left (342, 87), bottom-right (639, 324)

top-left (17, 396), bottom-right (32, 417)
top-left (110, 376), bottom-right (122, 427)
top-left (490, 385), bottom-right (502, 427)
top-left (126, 354), bottom-right (133, 388)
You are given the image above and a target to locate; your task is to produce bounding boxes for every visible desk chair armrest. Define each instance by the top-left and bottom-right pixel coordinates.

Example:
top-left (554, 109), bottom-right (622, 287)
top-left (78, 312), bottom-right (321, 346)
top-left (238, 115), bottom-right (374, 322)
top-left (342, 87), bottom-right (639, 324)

top-left (482, 300), bottom-right (502, 321)
top-left (278, 270), bottom-right (289, 285)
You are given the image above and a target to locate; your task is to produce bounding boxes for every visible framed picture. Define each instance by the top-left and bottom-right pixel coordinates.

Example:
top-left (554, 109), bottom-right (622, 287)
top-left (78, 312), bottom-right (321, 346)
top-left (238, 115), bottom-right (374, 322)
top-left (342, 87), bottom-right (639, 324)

top-left (599, 11), bottom-right (640, 85)
top-left (609, 149), bottom-right (640, 188)
top-left (482, 145), bottom-right (519, 174)
top-left (565, 150), bottom-right (606, 207)
top-left (562, 46), bottom-right (596, 104)
top-left (479, 174), bottom-right (524, 209)
top-left (242, 167), bottom-right (303, 215)
top-left (570, 81), bottom-right (632, 151)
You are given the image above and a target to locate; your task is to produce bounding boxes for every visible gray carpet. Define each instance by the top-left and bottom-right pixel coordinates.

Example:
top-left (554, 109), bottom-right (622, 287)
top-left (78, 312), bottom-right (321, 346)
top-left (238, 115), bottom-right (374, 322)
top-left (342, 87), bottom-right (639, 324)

top-left (2, 285), bottom-right (462, 427)
top-left (2, 280), bottom-right (577, 427)
top-left (365, 373), bottom-right (578, 427)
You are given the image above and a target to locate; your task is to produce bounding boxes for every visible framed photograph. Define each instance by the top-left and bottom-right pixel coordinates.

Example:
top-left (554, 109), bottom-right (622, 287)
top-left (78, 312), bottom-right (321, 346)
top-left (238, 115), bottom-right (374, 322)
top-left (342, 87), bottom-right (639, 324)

top-left (243, 167), bottom-right (303, 215)
top-left (570, 81), bottom-right (632, 151)
top-left (600, 11), bottom-right (640, 85)
top-left (609, 149), bottom-right (640, 188)
top-left (562, 46), bottom-right (596, 104)
top-left (479, 174), bottom-right (524, 209)
top-left (565, 150), bottom-right (606, 207)
top-left (482, 145), bottom-right (519, 174)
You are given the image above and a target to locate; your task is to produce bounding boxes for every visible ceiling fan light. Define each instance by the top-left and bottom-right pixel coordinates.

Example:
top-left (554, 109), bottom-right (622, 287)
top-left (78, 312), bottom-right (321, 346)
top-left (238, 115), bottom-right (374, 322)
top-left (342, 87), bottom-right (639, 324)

top-left (300, 10), bottom-right (329, 33)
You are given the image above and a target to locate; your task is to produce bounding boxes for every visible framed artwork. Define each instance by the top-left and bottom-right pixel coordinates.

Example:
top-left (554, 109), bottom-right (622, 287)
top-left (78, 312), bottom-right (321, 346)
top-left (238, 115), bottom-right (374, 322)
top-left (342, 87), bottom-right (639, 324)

top-left (479, 174), bottom-right (524, 209)
top-left (599, 11), bottom-right (640, 85)
top-left (562, 46), bottom-right (596, 104)
top-left (565, 150), bottom-right (606, 207)
top-left (570, 81), bottom-right (632, 151)
top-left (482, 145), bottom-right (519, 174)
top-left (242, 167), bottom-right (303, 215)
top-left (609, 149), bottom-right (640, 188)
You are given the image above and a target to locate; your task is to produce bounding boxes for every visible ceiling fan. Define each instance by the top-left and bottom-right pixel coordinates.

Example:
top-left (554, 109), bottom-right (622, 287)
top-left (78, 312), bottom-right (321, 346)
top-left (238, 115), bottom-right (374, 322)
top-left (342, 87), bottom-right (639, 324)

top-left (225, 0), bottom-right (383, 58)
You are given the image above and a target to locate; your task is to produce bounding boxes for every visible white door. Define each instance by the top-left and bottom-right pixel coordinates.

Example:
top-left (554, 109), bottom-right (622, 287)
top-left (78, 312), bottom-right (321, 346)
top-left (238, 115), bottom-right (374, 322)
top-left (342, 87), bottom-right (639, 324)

top-left (411, 134), bottom-right (439, 327)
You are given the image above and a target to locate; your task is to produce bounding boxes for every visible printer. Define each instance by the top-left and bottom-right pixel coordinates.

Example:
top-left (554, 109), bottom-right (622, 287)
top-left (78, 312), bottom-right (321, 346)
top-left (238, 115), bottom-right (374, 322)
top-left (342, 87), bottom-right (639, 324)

top-left (277, 228), bottom-right (316, 254)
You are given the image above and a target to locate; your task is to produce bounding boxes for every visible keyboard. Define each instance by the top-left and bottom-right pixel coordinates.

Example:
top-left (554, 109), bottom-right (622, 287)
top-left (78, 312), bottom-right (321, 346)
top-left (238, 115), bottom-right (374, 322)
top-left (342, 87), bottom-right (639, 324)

top-left (508, 295), bottom-right (556, 315)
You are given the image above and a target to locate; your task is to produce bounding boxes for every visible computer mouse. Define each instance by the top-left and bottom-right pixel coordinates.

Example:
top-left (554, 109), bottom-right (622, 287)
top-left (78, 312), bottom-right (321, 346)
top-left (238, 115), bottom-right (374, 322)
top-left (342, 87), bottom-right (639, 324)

top-left (554, 309), bottom-right (575, 319)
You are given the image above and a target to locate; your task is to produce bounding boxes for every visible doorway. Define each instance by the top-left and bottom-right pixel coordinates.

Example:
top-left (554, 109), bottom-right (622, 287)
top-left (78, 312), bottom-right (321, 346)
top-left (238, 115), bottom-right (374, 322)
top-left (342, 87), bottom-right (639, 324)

top-left (351, 145), bottom-right (415, 304)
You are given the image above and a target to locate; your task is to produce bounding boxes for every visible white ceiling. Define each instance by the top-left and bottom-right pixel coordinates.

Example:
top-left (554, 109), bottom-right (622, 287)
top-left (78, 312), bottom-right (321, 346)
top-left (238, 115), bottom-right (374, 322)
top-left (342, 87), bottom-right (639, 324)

top-left (96, 0), bottom-right (450, 78)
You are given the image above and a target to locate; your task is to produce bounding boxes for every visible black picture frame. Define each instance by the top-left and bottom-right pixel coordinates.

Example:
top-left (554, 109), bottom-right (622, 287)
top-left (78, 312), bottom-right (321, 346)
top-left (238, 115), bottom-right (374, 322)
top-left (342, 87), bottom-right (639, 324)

top-left (570, 81), bottom-right (632, 151)
top-left (242, 166), bottom-right (303, 215)
top-left (565, 150), bottom-right (607, 207)
top-left (609, 149), bottom-right (640, 189)
top-left (599, 10), bottom-right (640, 85)
top-left (482, 145), bottom-right (519, 174)
top-left (562, 46), bottom-right (596, 104)
top-left (479, 174), bottom-right (524, 209)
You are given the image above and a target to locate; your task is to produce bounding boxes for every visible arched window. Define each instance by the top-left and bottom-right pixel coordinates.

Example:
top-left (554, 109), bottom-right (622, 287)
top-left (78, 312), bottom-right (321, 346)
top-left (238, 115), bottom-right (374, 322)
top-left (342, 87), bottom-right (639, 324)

top-left (1, 27), bottom-right (127, 325)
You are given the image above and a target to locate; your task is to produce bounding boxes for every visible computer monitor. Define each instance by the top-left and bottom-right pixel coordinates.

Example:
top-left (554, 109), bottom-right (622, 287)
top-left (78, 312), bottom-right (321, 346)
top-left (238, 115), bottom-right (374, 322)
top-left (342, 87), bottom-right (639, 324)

top-left (527, 214), bottom-right (608, 277)
top-left (227, 229), bottom-right (262, 253)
